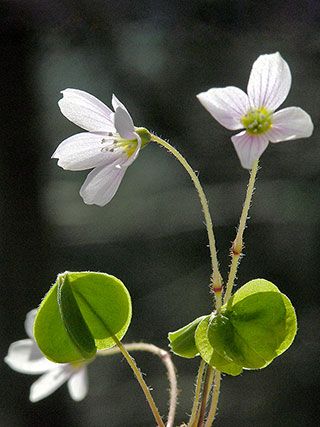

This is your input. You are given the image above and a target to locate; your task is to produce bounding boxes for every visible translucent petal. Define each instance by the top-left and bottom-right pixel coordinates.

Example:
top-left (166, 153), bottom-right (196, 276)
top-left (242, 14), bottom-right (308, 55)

top-left (58, 89), bottom-right (115, 132)
top-left (30, 365), bottom-right (72, 402)
top-left (114, 107), bottom-right (135, 139)
top-left (24, 309), bottom-right (37, 339)
top-left (112, 94), bottom-right (130, 115)
top-left (247, 52), bottom-right (291, 111)
top-left (5, 339), bottom-right (54, 374)
top-left (121, 133), bottom-right (141, 167)
top-left (231, 131), bottom-right (269, 169)
top-left (79, 161), bottom-right (128, 206)
top-left (268, 107), bottom-right (314, 143)
top-left (52, 132), bottom-right (119, 171)
top-left (67, 367), bottom-right (88, 401)
top-left (197, 87), bottom-right (249, 130)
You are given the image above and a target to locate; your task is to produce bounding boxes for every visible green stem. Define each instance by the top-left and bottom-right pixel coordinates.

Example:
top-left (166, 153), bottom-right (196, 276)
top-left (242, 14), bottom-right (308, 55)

top-left (109, 338), bottom-right (165, 426)
top-left (151, 134), bottom-right (223, 311)
top-left (188, 359), bottom-right (206, 427)
top-left (204, 371), bottom-right (221, 427)
top-left (197, 367), bottom-right (215, 426)
top-left (224, 160), bottom-right (259, 304)
top-left (99, 343), bottom-right (177, 427)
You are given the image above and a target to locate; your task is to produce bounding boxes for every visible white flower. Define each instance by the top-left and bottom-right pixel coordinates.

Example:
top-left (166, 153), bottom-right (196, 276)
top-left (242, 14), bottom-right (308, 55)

top-left (197, 52), bottom-right (314, 169)
top-left (5, 309), bottom-right (89, 402)
top-left (52, 89), bottom-right (151, 206)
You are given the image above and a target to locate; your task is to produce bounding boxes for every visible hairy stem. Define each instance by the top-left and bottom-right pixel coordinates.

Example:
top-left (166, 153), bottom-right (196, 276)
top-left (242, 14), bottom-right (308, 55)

top-left (104, 339), bottom-right (166, 426)
top-left (197, 367), bottom-right (215, 426)
top-left (224, 160), bottom-right (259, 304)
top-left (99, 343), bottom-right (177, 427)
top-left (151, 134), bottom-right (223, 311)
top-left (188, 359), bottom-right (206, 426)
top-left (204, 371), bottom-right (221, 427)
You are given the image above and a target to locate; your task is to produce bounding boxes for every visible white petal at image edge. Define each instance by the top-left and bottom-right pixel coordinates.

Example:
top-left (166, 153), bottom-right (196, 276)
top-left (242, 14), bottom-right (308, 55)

top-left (24, 309), bottom-right (37, 339)
top-left (5, 340), bottom-right (55, 374)
top-left (231, 131), bottom-right (269, 169)
top-left (247, 52), bottom-right (291, 111)
top-left (268, 107), bottom-right (314, 143)
top-left (67, 368), bottom-right (89, 401)
top-left (197, 86), bottom-right (249, 130)
top-left (30, 365), bottom-right (72, 402)
top-left (58, 89), bottom-right (115, 133)
top-left (80, 162), bottom-right (128, 206)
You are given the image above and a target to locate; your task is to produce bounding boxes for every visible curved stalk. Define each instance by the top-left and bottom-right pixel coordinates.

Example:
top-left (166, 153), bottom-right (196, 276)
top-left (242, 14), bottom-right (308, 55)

top-left (224, 160), bottom-right (259, 304)
top-left (99, 342), bottom-right (177, 427)
top-left (104, 338), bottom-right (165, 426)
top-left (151, 134), bottom-right (223, 311)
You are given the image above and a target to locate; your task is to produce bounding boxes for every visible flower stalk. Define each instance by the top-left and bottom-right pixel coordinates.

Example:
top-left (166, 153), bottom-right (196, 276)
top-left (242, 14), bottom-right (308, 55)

top-left (224, 159), bottom-right (259, 304)
top-left (151, 134), bottom-right (223, 311)
top-left (188, 359), bottom-right (206, 427)
top-left (197, 367), bottom-right (215, 427)
top-left (204, 371), bottom-right (221, 427)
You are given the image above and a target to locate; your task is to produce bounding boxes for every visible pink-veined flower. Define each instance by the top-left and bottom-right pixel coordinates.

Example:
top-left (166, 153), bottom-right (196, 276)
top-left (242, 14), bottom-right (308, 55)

top-left (52, 89), bottom-right (151, 206)
top-left (197, 52), bottom-right (313, 169)
top-left (5, 309), bottom-right (89, 402)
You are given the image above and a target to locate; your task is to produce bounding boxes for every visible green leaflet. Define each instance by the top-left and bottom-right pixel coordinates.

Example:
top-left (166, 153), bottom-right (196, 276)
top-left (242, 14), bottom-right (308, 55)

top-left (195, 315), bottom-right (243, 376)
top-left (169, 279), bottom-right (297, 376)
top-left (34, 271), bottom-right (132, 363)
top-left (168, 316), bottom-right (207, 358)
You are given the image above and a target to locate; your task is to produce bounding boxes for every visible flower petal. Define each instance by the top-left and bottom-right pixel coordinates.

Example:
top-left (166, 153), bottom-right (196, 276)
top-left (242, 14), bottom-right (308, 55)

top-left (58, 89), bottom-right (115, 132)
top-left (231, 131), bottom-right (269, 169)
top-left (247, 52), bottom-right (291, 111)
top-left (30, 365), bottom-right (72, 402)
top-left (79, 161), bottom-right (128, 206)
top-left (24, 309), bottom-right (37, 339)
top-left (112, 94), bottom-right (130, 115)
top-left (268, 107), bottom-right (314, 143)
top-left (52, 132), bottom-right (119, 171)
top-left (5, 339), bottom-right (54, 374)
top-left (114, 107), bottom-right (135, 139)
top-left (197, 87), bottom-right (249, 130)
top-left (67, 367), bottom-right (88, 401)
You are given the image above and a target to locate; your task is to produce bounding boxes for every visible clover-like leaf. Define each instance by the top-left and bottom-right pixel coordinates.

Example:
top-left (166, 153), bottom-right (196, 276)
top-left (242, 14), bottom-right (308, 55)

top-left (194, 279), bottom-right (297, 375)
top-left (226, 279), bottom-right (297, 366)
top-left (34, 271), bottom-right (132, 363)
top-left (168, 316), bottom-right (207, 358)
top-left (195, 315), bottom-right (243, 376)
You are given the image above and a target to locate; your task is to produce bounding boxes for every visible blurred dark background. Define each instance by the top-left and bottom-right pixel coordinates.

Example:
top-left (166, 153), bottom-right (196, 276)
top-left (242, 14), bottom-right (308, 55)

top-left (1, 0), bottom-right (320, 426)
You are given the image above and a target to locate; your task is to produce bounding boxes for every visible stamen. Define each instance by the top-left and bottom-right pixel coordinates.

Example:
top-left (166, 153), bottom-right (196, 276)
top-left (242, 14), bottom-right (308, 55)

top-left (100, 133), bottom-right (139, 158)
top-left (241, 107), bottom-right (272, 135)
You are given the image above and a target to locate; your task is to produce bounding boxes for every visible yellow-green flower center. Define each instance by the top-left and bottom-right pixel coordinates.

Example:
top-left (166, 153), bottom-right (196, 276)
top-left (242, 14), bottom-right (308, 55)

top-left (102, 127), bottom-right (151, 158)
top-left (121, 127), bottom-right (151, 157)
top-left (241, 107), bottom-right (273, 135)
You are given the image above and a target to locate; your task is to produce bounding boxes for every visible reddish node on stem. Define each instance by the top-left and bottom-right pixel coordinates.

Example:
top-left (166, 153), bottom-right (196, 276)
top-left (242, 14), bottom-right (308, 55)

top-left (232, 239), bottom-right (242, 256)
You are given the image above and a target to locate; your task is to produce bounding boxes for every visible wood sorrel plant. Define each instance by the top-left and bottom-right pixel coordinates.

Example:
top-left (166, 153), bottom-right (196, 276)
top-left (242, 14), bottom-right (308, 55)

top-left (5, 52), bottom-right (313, 426)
